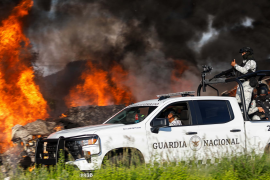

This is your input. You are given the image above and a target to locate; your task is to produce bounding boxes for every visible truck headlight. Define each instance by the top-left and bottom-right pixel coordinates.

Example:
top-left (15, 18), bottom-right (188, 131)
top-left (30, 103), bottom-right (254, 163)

top-left (81, 135), bottom-right (100, 157)
top-left (64, 135), bottom-right (100, 162)
top-left (81, 139), bottom-right (97, 146)
top-left (81, 135), bottom-right (98, 146)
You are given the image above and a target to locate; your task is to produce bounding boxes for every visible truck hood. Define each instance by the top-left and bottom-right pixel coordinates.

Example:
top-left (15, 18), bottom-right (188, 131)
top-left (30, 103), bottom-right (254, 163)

top-left (48, 124), bottom-right (125, 138)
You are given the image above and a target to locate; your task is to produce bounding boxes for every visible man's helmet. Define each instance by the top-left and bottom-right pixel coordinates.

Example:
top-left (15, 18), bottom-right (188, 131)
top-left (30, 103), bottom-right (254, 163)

top-left (239, 47), bottom-right (253, 55)
top-left (257, 85), bottom-right (269, 96)
top-left (163, 108), bottom-right (176, 117)
top-left (168, 111), bottom-right (176, 116)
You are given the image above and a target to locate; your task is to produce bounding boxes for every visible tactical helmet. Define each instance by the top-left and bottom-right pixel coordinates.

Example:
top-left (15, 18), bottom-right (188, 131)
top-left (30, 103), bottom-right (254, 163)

top-left (257, 85), bottom-right (269, 96)
top-left (169, 111), bottom-right (176, 116)
top-left (239, 47), bottom-right (253, 55)
top-left (163, 108), bottom-right (176, 117)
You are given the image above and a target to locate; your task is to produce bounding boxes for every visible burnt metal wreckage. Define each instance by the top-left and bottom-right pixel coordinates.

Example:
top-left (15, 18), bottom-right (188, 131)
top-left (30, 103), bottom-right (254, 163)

top-left (197, 65), bottom-right (270, 121)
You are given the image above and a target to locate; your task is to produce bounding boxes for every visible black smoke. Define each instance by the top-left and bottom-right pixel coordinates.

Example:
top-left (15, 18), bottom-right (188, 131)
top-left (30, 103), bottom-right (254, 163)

top-left (198, 0), bottom-right (270, 68)
top-left (2, 0), bottom-right (270, 112)
top-left (0, 0), bottom-right (21, 24)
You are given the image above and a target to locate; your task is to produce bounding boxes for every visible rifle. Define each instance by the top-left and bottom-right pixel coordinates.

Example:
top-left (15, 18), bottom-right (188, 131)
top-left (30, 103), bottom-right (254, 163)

top-left (210, 67), bottom-right (236, 81)
top-left (256, 100), bottom-right (270, 120)
top-left (201, 65), bottom-right (213, 92)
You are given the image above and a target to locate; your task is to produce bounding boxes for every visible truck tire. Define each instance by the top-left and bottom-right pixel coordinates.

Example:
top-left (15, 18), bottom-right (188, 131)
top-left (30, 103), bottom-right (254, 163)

top-left (103, 148), bottom-right (144, 168)
top-left (107, 154), bottom-right (129, 167)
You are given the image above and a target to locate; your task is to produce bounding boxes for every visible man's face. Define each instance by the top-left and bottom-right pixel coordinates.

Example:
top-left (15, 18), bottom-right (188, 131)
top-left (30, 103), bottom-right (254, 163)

top-left (260, 94), bottom-right (266, 97)
top-left (242, 52), bottom-right (247, 56)
top-left (168, 113), bottom-right (174, 122)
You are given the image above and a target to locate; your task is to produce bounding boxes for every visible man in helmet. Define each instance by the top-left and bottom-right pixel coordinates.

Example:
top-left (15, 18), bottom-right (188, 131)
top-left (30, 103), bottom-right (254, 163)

top-left (248, 85), bottom-right (270, 120)
top-left (163, 108), bottom-right (182, 126)
top-left (167, 111), bottom-right (182, 126)
top-left (231, 47), bottom-right (257, 111)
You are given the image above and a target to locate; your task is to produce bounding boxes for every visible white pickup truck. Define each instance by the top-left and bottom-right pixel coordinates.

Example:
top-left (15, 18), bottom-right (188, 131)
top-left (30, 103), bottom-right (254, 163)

top-left (35, 70), bottom-right (270, 171)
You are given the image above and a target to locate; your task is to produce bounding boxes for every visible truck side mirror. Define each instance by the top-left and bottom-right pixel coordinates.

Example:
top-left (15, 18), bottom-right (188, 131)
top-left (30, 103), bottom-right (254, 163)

top-left (150, 118), bottom-right (169, 134)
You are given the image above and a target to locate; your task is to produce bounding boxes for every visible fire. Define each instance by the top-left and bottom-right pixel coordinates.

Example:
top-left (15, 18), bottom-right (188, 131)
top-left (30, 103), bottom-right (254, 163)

top-left (221, 86), bottom-right (237, 97)
top-left (54, 125), bottom-right (64, 132)
top-left (29, 165), bottom-right (35, 172)
top-left (170, 60), bottom-right (192, 92)
top-left (32, 135), bottom-right (42, 139)
top-left (65, 61), bottom-right (133, 107)
top-left (0, 0), bottom-right (48, 152)
top-left (60, 113), bottom-right (67, 118)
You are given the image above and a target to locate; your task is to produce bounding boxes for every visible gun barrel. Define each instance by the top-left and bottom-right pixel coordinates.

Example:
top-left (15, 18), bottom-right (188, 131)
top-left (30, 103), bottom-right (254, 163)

top-left (211, 68), bottom-right (234, 80)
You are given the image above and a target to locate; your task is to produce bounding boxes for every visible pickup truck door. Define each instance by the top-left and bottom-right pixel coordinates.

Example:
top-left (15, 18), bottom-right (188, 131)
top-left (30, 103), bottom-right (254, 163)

top-left (193, 100), bottom-right (245, 163)
top-left (245, 120), bottom-right (270, 154)
top-left (145, 101), bottom-right (200, 162)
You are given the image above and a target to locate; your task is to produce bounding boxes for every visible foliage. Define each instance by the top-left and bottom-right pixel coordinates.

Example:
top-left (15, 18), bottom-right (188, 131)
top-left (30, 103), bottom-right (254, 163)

top-left (2, 152), bottom-right (270, 179)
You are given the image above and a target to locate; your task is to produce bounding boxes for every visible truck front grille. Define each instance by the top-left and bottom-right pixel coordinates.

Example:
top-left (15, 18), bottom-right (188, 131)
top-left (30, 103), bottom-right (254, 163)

top-left (65, 140), bottom-right (84, 160)
top-left (44, 142), bottom-right (57, 159)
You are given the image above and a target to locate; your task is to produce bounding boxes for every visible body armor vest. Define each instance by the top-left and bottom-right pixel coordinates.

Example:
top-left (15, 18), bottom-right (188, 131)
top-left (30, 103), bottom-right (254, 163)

top-left (236, 60), bottom-right (256, 77)
top-left (255, 95), bottom-right (270, 119)
top-left (236, 59), bottom-right (258, 87)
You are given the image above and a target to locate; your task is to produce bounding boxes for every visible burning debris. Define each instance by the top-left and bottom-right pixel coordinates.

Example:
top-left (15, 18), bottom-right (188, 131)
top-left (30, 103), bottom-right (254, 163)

top-left (1, 0), bottom-right (270, 176)
top-left (54, 104), bottom-right (125, 129)
top-left (0, 0), bottom-right (48, 153)
top-left (1, 145), bottom-right (25, 176)
top-left (0, 0), bottom-right (200, 158)
top-left (0, 104), bottom-right (124, 174)
top-left (65, 61), bottom-right (133, 107)
top-left (221, 86), bottom-right (237, 97)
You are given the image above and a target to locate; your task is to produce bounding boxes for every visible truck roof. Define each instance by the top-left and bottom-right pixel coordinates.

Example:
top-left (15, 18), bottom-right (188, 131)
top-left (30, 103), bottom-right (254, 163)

top-left (128, 96), bottom-right (236, 107)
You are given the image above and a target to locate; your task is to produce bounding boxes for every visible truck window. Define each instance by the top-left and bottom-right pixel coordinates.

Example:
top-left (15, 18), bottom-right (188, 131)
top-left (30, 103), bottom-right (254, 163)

top-left (196, 100), bottom-right (234, 125)
top-left (155, 102), bottom-right (191, 126)
top-left (105, 106), bottom-right (157, 125)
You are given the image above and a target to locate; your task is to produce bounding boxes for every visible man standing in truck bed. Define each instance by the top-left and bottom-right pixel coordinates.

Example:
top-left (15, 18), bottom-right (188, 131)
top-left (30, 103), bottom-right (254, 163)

top-left (231, 47), bottom-right (257, 110)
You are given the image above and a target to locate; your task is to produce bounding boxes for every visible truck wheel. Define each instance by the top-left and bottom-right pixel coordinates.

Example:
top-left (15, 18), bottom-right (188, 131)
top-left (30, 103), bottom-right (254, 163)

top-left (103, 148), bottom-right (144, 168)
top-left (107, 154), bottom-right (130, 167)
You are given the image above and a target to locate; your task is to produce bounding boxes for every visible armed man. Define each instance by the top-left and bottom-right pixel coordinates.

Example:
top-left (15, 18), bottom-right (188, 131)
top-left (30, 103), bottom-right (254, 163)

top-left (213, 47), bottom-right (257, 109)
top-left (231, 47), bottom-right (257, 110)
top-left (248, 85), bottom-right (270, 120)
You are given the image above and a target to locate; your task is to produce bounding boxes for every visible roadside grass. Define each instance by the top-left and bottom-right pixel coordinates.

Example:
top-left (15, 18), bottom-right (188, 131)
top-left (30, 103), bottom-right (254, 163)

top-left (3, 153), bottom-right (270, 180)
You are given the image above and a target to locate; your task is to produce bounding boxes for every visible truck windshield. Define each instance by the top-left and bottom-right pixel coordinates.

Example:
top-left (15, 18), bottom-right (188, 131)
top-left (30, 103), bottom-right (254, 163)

top-left (105, 106), bottom-right (157, 125)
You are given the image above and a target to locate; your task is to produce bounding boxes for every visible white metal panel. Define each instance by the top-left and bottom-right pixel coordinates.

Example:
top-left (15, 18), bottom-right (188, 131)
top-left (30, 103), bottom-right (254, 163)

top-left (245, 120), bottom-right (270, 154)
top-left (195, 99), bottom-right (245, 162)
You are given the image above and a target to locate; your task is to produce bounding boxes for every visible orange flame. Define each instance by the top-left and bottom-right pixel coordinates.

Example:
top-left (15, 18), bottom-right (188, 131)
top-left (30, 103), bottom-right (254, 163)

top-left (0, 0), bottom-right (48, 152)
top-left (54, 125), bottom-right (63, 132)
top-left (65, 61), bottom-right (133, 107)
top-left (29, 165), bottom-right (35, 172)
top-left (60, 113), bottom-right (67, 118)
top-left (170, 60), bottom-right (192, 92)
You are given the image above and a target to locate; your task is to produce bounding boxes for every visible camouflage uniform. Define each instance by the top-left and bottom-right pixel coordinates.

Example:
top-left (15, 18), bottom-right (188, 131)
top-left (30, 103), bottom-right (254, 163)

top-left (248, 100), bottom-right (261, 120)
top-left (234, 60), bottom-right (256, 110)
top-left (169, 118), bottom-right (182, 126)
top-left (248, 95), bottom-right (270, 120)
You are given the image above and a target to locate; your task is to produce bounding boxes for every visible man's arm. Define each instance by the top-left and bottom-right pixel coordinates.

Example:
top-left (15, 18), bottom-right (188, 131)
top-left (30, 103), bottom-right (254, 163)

top-left (233, 60), bottom-right (256, 74)
top-left (170, 119), bottom-right (182, 126)
top-left (248, 100), bottom-right (258, 115)
top-left (249, 100), bottom-right (265, 115)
